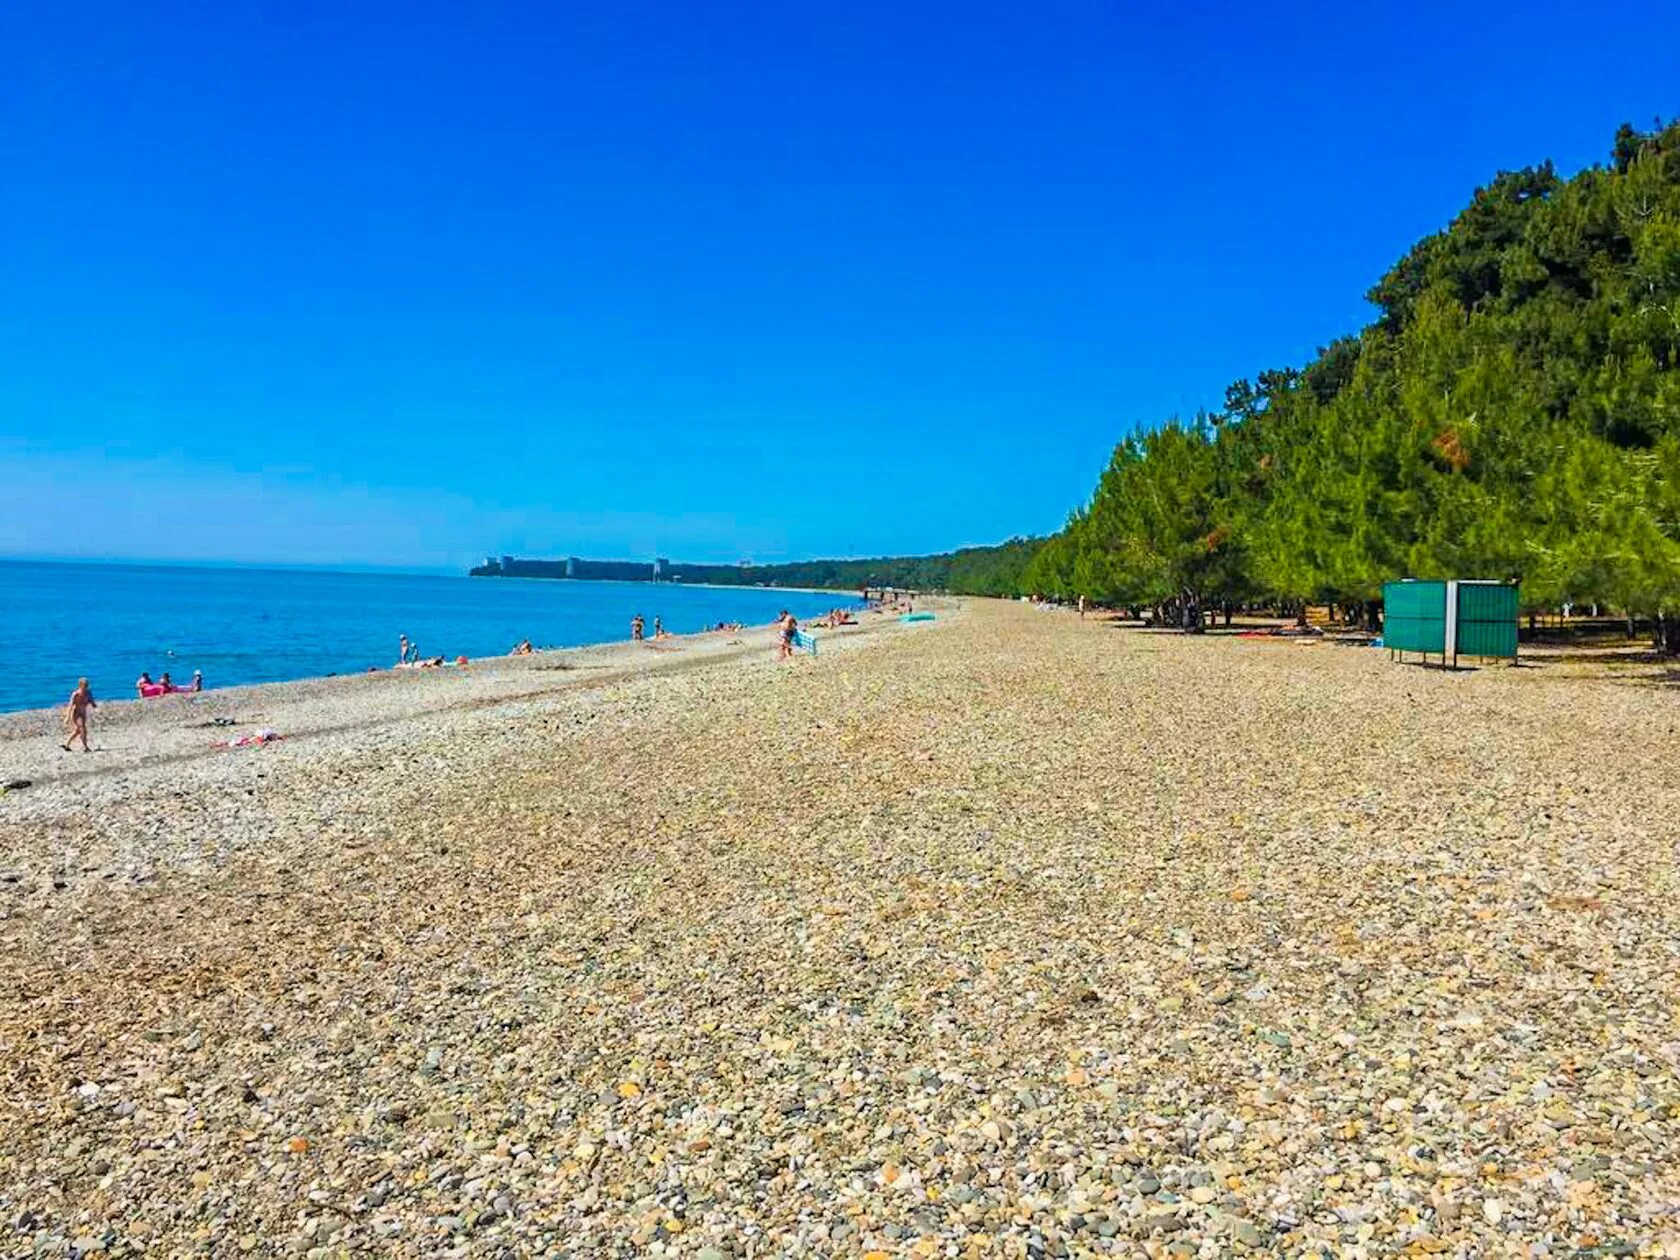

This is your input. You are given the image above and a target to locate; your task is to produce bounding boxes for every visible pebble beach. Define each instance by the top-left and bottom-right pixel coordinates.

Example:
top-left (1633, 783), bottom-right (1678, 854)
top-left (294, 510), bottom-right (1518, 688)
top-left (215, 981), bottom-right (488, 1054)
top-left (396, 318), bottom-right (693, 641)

top-left (2, 600), bottom-right (1678, 1258)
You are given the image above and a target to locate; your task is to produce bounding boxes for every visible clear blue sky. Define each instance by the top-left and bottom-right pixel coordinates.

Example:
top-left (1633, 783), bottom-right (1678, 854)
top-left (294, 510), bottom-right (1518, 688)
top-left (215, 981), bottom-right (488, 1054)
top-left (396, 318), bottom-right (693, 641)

top-left (3, 2), bottom-right (1676, 570)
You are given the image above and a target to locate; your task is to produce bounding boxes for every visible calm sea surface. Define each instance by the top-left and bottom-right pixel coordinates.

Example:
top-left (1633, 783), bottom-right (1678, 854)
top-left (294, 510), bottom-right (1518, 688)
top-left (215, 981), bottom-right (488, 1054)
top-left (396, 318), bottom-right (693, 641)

top-left (0, 561), bottom-right (860, 714)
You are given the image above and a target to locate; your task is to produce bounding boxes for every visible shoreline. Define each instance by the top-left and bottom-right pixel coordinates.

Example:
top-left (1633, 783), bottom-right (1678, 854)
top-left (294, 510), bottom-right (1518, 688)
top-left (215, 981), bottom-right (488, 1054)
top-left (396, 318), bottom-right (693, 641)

top-left (0, 602), bottom-right (935, 794)
top-left (0, 563), bottom-right (870, 717)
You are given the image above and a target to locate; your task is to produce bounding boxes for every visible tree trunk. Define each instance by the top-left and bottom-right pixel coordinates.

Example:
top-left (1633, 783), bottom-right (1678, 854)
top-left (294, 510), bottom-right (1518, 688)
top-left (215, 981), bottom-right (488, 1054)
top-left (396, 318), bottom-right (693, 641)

top-left (1656, 612), bottom-right (1680, 657)
top-left (1181, 591), bottom-right (1204, 634)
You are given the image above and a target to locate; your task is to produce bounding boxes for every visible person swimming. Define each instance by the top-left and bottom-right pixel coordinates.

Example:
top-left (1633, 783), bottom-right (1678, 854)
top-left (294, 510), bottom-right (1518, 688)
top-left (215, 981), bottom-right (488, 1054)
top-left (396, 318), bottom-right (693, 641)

top-left (62, 678), bottom-right (96, 752)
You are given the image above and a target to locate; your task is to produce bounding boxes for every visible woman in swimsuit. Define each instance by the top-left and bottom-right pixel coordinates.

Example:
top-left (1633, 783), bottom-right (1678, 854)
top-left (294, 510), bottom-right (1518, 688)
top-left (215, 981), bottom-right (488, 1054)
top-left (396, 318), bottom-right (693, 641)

top-left (63, 678), bottom-right (95, 752)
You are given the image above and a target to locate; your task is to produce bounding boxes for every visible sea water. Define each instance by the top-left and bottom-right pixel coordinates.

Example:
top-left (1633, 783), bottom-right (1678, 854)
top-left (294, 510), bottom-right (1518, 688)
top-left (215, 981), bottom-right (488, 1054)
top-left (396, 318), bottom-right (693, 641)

top-left (0, 561), bottom-right (862, 714)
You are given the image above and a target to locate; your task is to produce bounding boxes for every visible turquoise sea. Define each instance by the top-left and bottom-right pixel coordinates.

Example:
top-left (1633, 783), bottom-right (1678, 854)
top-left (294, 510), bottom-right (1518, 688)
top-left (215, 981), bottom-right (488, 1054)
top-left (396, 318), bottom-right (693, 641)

top-left (0, 561), bottom-right (860, 714)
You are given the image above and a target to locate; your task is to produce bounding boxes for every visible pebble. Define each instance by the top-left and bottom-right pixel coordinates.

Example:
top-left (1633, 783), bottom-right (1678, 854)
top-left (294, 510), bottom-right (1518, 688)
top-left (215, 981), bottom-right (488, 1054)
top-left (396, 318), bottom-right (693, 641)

top-left (1, 603), bottom-right (1675, 1256)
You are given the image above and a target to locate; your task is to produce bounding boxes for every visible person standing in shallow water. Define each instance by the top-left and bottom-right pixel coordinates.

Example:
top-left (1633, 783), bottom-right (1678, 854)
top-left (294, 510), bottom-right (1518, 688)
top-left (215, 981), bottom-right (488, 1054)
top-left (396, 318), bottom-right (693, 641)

top-left (62, 678), bottom-right (95, 752)
top-left (631, 614), bottom-right (645, 641)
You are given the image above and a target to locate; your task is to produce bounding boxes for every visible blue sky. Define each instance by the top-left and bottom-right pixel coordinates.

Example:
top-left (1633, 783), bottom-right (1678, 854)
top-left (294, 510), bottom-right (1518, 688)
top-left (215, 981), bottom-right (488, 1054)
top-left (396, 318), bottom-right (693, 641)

top-left (3, 2), bottom-right (1676, 569)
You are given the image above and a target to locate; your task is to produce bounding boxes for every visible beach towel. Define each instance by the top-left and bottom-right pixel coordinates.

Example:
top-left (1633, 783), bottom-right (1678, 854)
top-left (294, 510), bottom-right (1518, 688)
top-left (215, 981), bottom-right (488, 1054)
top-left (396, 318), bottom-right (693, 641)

top-left (218, 728), bottom-right (282, 749)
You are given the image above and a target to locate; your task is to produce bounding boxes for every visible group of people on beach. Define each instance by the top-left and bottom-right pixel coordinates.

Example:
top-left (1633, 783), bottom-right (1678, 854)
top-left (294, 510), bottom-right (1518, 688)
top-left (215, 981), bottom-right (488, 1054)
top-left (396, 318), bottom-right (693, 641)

top-left (628, 608), bottom-right (814, 658)
top-left (395, 634), bottom-right (450, 669)
top-left (59, 664), bottom-right (207, 752)
top-left (860, 587), bottom-right (916, 614)
top-left (135, 669), bottom-right (201, 698)
top-left (54, 604), bottom-right (850, 755)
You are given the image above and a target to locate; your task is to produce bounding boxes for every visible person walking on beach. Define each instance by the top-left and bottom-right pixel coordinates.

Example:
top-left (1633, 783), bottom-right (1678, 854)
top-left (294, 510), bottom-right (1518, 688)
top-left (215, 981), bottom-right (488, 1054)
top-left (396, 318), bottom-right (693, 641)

top-left (653, 616), bottom-right (664, 638)
top-left (62, 678), bottom-right (95, 752)
top-left (777, 610), bottom-right (797, 660)
top-left (631, 614), bottom-right (645, 642)
top-left (191, 669), bottom-right (203, 692)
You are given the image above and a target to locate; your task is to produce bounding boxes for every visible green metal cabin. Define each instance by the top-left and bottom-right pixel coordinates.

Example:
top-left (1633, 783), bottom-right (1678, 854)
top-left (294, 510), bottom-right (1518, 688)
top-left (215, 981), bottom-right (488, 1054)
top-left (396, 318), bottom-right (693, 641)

top-left (1382, 579), bottom-right (1518, 667)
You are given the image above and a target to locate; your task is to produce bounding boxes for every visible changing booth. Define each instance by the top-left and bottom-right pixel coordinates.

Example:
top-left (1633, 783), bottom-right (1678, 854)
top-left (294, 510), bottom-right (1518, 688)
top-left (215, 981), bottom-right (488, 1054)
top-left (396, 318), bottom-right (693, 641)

top-left (1382, 579), bottom-right (1518, 668)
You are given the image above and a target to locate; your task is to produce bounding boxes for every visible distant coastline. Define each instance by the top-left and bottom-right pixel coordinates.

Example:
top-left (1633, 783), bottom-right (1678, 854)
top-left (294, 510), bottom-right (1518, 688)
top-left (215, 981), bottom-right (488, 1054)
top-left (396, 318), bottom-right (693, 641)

top-left (469, 539), bottom-right (1041, 597)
